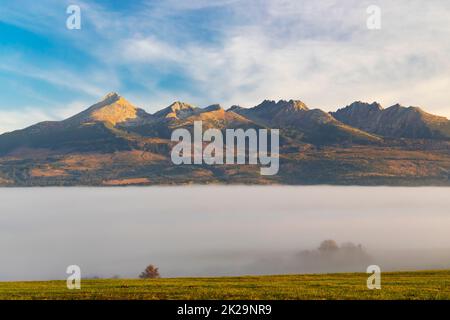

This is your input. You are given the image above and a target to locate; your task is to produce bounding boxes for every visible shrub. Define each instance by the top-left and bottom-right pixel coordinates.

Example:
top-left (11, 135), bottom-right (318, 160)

top-left (139, 264), bottom-right (160, 279)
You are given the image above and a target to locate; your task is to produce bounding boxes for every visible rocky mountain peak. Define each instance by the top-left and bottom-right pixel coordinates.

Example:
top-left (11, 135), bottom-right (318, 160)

top-left (253, 99), bottom-right (309, 114)
top-left (90, 96), bottom-right (138, 125)
top-left (103, 92), bottom-right (120, 100)
top-left (203, 104), bottom-right (223, 112)
top-left (346, 101), bottom-right (383, 111)
top-left (154, 101), bottom-right (197, 119)
top-left (64, 93), bottom-right (142, 126)
top-left (228, 105), bottom-right (243, 112)
top-left (285, 99), bottom-right (309, 110)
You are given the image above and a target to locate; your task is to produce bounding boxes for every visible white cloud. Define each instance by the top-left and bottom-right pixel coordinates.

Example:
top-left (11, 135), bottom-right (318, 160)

top-left (53, 100), bottom-right (91, 119)
top-left (0, 100), bottom-right (93, 134)
top-left (121, 37), bottom-right (184, 63)
top-left (0, 108), bottom-right (53, 134)
top-left (1, 0), bottom-right (450, 129)
top-left (0, 57), bottom-right (118, 98)
top-left (104, 0), bottom-right (450, 117)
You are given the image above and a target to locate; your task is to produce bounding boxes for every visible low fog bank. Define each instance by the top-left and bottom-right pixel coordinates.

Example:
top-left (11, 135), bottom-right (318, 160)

top-left (3, 242), bottom-right (450, 281)
top-left (1, 186), bottom-right (450, 280)
top-left (244, 240), bottom-right (374, 275)
top-left (158, 243), bottom-right (450, 278)
top-left (40, 245), bottom-right (450, 280)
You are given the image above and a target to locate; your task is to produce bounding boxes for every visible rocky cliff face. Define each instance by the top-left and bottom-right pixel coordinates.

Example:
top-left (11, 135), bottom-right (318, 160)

top-left (332, 101), bottom-right (450, 139)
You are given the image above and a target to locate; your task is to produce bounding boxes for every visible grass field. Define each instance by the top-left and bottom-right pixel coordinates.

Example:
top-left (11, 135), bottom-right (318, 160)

top-left (1, 270), bottom-right (449, 300)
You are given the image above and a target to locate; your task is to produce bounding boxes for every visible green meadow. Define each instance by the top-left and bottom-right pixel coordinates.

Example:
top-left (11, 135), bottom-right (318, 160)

top-left (0, 270), bottom-right (449, 300)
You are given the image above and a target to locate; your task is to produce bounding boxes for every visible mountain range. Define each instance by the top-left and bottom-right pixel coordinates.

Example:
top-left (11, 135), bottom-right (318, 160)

top-left (0, 92), bottom-right (449, 186)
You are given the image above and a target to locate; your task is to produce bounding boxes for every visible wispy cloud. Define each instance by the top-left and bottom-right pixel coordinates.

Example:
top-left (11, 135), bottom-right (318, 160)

top-left (106, 0), bottom-right (450, 112)
top-left (0, 0), bottom-right (449, 134)
top-left (0, 59), bottom-right (114, 98)
top-left (0, 100), bottom-right (92, 134)
top-left (0, 108), bottom-right (54, 134)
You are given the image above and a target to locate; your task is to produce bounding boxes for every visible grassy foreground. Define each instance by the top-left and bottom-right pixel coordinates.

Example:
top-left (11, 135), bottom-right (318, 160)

top-left (1, 270), bottom-right (449, 300)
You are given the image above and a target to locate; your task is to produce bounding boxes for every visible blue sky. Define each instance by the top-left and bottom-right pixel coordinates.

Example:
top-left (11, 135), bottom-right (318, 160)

top-left (1, 0), bottom-right (450, 133)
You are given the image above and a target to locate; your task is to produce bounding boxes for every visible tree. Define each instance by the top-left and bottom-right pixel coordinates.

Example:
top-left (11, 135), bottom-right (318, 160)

top-left (139, 264), bottom-right (160, 279)
top-left (318, 240), bottom-right (339, 253)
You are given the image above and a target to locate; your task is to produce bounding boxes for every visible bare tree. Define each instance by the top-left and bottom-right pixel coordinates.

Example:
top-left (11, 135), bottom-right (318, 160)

top-left (139, 264), bottom-right (160, 279)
